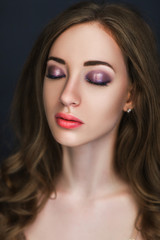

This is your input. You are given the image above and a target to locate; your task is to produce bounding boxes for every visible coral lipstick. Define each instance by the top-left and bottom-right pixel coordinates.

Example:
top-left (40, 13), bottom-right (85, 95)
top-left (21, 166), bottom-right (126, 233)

top-left (55, 113), bottom-right (84, 129)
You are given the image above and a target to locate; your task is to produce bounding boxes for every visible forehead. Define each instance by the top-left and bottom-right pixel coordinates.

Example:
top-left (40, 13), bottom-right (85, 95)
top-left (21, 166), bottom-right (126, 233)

top-left (48, 22), bottom-right (126, 72)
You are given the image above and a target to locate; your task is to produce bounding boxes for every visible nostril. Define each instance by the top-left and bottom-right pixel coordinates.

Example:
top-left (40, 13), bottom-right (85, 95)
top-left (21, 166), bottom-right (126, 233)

top-left (59, 93), bottom-right (80, 107)
top-left (71, 101), bottom-right (78, 106)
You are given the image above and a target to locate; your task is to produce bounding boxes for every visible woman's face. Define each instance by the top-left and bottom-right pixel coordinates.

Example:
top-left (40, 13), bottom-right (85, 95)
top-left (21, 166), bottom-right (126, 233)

top-left (43, 22), bottom-right (132, 147)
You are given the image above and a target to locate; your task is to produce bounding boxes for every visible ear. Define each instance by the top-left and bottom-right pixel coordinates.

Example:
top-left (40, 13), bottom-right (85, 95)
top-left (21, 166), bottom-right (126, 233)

top-left (123, 88), bottom-right (134, 112)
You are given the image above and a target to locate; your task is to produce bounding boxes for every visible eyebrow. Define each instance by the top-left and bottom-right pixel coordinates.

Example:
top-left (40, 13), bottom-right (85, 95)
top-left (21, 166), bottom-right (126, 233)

top-left (47, 56), bottom-right (66, 64)
top-left (84, 60), bottom-right (114, 71)
top-left (47, 56), bottom-right (114, 71)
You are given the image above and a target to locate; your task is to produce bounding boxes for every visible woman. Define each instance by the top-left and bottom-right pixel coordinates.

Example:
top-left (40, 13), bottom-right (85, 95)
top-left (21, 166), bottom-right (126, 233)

top-left (0, 1), bottom-right (160, 240)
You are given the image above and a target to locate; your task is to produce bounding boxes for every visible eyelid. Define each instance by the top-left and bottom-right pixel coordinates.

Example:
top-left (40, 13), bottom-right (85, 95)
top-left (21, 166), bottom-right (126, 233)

top-left (84, 62), bottom-right (115, 72)
top-left (46, 60), bottom-right (67, 69)
top-left (85, 70), bottom-right (112, 86)
top-left (46, 64), bottom-right (66, 79)
top-left (46, 63), bottom-right (65, 70)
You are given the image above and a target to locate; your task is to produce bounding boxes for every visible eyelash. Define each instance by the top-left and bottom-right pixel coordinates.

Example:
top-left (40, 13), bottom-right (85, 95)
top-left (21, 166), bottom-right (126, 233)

top-left (85, 78), bottom-right (109, 86)
top-left (46, 74), bottom-right (65, 79)
top-left (46, 73), bottom-right (66, 79)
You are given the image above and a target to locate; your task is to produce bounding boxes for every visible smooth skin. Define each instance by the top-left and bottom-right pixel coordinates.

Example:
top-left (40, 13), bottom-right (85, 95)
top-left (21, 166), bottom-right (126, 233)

top-left (24, 22), bottom-right (142, 240)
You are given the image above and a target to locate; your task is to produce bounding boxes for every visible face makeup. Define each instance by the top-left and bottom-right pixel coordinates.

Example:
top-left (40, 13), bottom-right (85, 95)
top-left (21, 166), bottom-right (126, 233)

top-left (55, 113), bottom-right (84, 129)
top-left (46, 66), bottom-right (112, 86)
top-left (43, 22), bottom-right (131, 147)
top-left (46, 65), bottom-right (66, 80)
top-left (85, 70), bottom-right (112, 86)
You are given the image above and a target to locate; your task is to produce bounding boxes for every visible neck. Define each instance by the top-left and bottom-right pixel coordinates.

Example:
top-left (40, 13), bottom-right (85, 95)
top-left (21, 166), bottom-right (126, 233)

top-left (56, 133), bottom-right (127, 200)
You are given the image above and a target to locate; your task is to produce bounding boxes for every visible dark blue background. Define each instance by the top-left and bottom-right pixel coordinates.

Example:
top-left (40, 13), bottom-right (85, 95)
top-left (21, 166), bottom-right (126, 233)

top-left (1, 0), bottom-right (160, 161)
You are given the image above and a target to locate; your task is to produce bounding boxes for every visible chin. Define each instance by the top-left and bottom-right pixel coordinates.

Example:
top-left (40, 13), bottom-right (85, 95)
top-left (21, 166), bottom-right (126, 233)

top-left (52, 133), bottom-right (83, 147)
top-left (55, 140), bottom-right (84, 148)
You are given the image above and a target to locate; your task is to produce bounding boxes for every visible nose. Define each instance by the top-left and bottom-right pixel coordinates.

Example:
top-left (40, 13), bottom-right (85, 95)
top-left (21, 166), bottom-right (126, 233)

top-left (59, 77), bottom-right (81, 107)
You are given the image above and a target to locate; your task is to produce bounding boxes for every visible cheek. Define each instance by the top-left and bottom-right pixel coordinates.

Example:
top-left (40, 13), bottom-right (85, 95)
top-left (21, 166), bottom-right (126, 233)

top-left (43, 80), bottom-right (62, 114)
top-left (84, 85), bottom-right (128, 125)
top-left (91, 89), bottom-right (126, 112)
top-left (43, 85), bottom-right (54, 115)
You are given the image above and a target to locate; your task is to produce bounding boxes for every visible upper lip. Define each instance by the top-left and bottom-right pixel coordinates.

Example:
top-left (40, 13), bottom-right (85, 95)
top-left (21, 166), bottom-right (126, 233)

top-left (55, 113), bottom-right (84, 123)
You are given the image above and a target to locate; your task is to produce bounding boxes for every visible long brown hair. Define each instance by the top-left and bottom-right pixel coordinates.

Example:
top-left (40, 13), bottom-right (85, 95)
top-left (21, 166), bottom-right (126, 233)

top-left (0, 1), bottom-right (160, 239)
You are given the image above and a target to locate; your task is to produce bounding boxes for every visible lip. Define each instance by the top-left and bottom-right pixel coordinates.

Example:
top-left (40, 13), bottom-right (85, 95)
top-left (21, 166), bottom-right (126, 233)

top-left (55, 112), bottom-right (84, 129)
top-left (55, 113), bottom-right (83, 123)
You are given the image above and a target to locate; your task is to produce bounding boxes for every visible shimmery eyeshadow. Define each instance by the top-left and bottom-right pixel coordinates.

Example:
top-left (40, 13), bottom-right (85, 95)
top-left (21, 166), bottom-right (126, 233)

top-left (46, 65), bottom-right (65, 79)
top-left (85, 70), bottom-right (112, 86)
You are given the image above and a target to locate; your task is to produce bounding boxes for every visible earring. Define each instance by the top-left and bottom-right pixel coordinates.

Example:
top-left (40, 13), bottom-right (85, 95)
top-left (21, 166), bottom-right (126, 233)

top-left (127, 108), bottom-right (132, 113)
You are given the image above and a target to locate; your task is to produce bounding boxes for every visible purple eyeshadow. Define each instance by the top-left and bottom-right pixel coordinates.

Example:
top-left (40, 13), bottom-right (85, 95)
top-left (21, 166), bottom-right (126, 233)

top-left (46, 66), bottom-right (65, 79)
top-left (85, 70), bottom-right (112, 86)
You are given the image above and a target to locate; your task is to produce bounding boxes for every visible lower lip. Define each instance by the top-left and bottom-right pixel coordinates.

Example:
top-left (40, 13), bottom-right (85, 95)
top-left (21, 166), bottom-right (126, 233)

top-left (56, 118), bottom-right (83, 129)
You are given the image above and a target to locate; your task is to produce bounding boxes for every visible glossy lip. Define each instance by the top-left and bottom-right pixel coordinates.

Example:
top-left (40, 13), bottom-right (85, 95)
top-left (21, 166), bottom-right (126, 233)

top-left (55, 113), bottom-right (83, 123)
top-left (55, 112), bottom-right (84, 129)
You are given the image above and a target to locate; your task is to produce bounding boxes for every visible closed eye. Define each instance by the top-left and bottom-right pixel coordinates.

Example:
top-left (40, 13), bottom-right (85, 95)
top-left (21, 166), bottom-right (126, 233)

top-left (46, 74), bottom-right (66, 79)
top-left (46, 65), bottom-right (66, 79)
top-left (85, 70), bottom-right (112, 86)
top-left (86, 79), bottom-right (109, 86)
